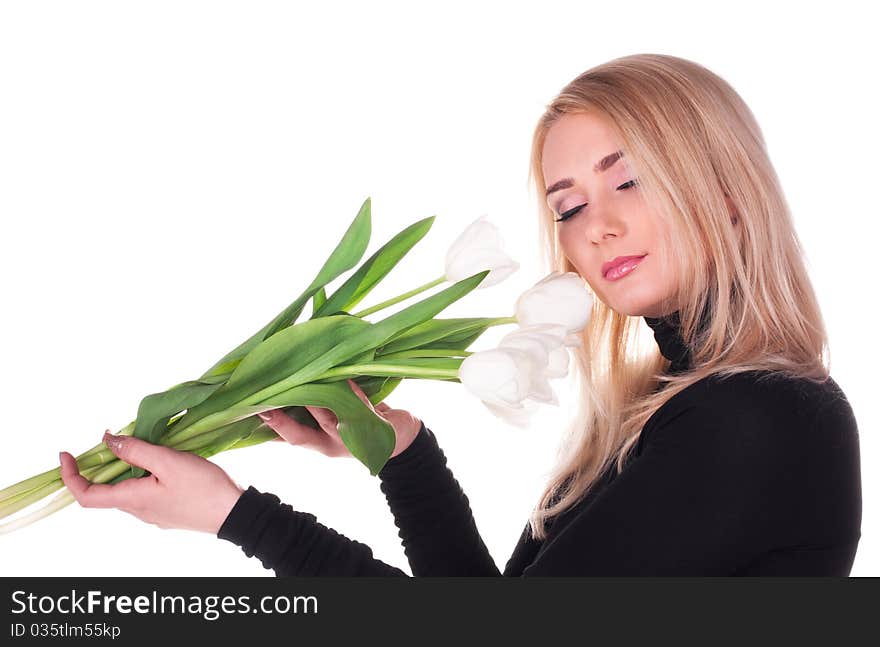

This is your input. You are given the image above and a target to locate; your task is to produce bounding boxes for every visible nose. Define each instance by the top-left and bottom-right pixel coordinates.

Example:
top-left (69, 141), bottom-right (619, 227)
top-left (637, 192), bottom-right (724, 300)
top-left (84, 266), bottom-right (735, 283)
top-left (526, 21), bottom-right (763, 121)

top-left (584, 203), bottom-right (623, 244)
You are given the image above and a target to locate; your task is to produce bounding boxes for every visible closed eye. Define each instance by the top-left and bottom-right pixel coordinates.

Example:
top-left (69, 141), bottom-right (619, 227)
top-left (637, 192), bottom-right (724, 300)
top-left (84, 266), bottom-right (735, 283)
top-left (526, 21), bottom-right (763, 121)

top-left (554, 179), bottom-right (639, 223)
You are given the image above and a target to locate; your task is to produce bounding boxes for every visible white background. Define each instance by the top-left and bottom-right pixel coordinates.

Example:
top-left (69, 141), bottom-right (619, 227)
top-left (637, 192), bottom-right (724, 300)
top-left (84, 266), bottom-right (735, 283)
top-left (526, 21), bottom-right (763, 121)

top-left (1, 1), bottom-right (876, 576)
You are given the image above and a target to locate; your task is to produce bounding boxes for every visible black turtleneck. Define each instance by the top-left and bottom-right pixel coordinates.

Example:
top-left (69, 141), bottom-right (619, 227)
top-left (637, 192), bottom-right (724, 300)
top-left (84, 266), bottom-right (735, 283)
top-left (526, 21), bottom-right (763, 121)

top-left (645, 310), bottom-right (693, 373)
top-left (217, 313), bottom-right (862, 576)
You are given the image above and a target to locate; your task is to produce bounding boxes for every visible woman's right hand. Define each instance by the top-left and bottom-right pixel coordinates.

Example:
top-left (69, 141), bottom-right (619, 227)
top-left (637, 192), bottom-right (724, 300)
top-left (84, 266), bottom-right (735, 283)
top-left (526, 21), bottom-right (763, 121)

top-left (257, 379), bottom-right (422, 460)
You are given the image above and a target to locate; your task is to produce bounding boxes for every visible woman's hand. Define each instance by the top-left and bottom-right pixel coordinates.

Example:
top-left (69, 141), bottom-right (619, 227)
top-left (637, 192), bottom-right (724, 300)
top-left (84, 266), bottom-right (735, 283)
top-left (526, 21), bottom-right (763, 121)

top-left (59, 431), bottom-right (245, 534)
top-left (259, 379), bottom-right (422, 459)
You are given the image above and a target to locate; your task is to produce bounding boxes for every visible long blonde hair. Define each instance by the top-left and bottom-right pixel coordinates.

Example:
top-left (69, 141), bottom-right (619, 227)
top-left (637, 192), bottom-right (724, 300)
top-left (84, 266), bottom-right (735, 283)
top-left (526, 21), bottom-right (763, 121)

top-left (526, 53), bottom-right (830, 541)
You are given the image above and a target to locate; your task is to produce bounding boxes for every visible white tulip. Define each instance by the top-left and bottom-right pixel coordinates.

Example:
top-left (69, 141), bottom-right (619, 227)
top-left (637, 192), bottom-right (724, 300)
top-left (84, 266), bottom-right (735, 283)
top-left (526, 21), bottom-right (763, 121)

top-left (515, 271), bottom-right (593, 333)
top-left (499, 326), bottom-right (561, 369)
top-left (445, 214), bottom-right (520, 288)
top-left (562, 332), bottom-right (584, 348)
top-left (545, 346), bottom-right (570, 379)
top-left (521, 322), bottom-right (584, 349)
top-left (523, 371), bottom-right (558, 406)
top-left (498, 325), bottom-right (570, 402)
top-left (482, 399), bottom-right (540, 429)
top-left (458, 347), bottom-right (533, 408)
top-left (519, 323), bottom-right (580, 378)
top-left (459, 342), bottom-right (562, 428)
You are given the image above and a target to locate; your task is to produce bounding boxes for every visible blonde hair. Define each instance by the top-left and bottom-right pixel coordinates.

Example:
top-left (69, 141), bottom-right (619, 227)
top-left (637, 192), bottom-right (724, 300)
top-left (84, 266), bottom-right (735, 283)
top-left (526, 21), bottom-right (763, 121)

top-left (526, 53), bottom-right (830, 541)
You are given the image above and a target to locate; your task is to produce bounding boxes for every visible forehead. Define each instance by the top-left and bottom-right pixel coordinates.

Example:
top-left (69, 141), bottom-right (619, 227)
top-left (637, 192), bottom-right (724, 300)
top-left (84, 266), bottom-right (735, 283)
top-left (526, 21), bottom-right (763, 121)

top-left (541, 112), bottom-right (623, 176)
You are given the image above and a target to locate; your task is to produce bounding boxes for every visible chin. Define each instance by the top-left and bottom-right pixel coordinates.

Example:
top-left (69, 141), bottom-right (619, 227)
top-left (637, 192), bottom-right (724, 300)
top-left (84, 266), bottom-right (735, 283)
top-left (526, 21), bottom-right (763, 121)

top-left (606, 293), bottom-right (664, 318)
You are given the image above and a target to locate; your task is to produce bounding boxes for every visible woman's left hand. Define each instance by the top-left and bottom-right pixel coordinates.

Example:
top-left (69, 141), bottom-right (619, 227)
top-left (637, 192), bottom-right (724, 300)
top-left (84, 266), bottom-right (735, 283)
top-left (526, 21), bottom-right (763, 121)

top-left (59, 431), bottom-right (245, 534)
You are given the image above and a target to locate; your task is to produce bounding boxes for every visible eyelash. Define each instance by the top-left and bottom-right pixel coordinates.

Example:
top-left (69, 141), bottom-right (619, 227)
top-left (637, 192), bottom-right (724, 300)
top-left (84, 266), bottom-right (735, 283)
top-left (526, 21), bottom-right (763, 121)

top-left (554, 179), bottom-right (639, 223)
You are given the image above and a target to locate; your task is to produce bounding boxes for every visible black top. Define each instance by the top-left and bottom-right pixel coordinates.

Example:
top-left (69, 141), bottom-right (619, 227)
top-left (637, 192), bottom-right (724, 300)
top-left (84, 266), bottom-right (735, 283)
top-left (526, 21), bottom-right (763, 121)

top-left (217, 312), bottom-right (862, 576)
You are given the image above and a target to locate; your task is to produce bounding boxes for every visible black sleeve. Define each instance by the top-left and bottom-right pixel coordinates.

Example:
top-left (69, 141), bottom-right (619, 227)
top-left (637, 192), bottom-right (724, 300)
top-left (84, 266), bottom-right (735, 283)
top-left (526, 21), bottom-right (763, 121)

top-left (216, 485), bottom-right (409, 576)
top-left (520, 403), bottom-right (789, 576)
top-left (376, 421), bottom-right (501, 576)
top-left (217, 421), bottom-right (501, 576)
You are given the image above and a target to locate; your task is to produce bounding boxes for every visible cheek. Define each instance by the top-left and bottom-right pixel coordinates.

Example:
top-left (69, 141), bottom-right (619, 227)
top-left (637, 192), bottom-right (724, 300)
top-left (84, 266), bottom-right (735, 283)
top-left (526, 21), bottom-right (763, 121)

top-left (559, 235), bottom-right (610, 303)
top-left (558, 228), bottom-right (597, 280)
top-left (642, 249), bottom-right (681, 305)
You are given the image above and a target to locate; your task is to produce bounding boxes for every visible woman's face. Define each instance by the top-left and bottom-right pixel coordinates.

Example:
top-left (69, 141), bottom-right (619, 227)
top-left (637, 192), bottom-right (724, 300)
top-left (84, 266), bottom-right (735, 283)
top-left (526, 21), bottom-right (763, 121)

top-left (541, 111), bottom-right (679, 318)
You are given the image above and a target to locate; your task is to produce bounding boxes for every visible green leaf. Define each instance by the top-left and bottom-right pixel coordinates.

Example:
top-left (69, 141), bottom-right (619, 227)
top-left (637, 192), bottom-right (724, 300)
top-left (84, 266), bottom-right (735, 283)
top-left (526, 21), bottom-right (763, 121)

top-left (129, 379), bottom-right (226, 477)
top-left (173, 315), bottom-right (373, 434)
top-left (371, 348), bottom-right (467, 359)
top-left (350, 375), bottom-right (404, 404)
top-left (268, 270), bottom-right (489, 392)
top-left (199, 196), bottom-right (372, 380)
top-left (177, 420), bottom-right (268, 459)
top-left (312, 216), bottom-right (435, 318)
top-left (312, 287), bottom-right (327, 314)
top-left (311, 357), bottom-right (463, 381)
top-left (225, 381), bottom-right (396, 475)
top-left (378, 317), bottom-right (499, 355)
top-left (181, 375), bottom-right (401, 459)
top-left (166, 270), bottom-right (488, 444)
top-left (218, 426), bottom-right (280, 453)
top-left (428, 330), bottom-right (485, 351)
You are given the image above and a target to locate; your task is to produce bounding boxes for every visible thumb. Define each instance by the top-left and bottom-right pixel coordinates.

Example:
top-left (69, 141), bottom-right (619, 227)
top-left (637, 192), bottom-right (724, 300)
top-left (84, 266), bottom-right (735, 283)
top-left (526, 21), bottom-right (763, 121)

top-left (347, 379), bottom-right (378, 412)
top-left (102, 430), bottom-right (172, 477)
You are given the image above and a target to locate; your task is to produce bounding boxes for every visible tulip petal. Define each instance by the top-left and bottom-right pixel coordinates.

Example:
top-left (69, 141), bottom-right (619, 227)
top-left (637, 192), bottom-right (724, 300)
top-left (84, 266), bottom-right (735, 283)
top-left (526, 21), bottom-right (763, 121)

top-left (515, 271), bottom-right (593, 333)
top-left (482, 399), bottom-right (538, 428)
top-left (445, 215), bottom-right (520, 288)
top-left (459, 348), bottom-right (532, 408)
top-left (545, 346), bottom-right (570, 378)
top-left (526, 372), bottom-right (559, 406)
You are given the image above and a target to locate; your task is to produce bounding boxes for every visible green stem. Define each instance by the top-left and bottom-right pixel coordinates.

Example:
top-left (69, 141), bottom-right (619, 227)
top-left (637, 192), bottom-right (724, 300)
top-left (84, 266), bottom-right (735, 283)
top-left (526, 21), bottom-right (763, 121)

top-left (0, 424), bottom-right (282, 535)
top-left (0, 490), bottom-right (76, 535)
top-left (318, 362), bottom-right (461, 381)
top-left (163, 312), bottom-right (517, 448)
top-left (0, 418), bottom-right (265, 525)
top-left (376, 348), bottom-right (473, 360)
top-left (167, 422), bottom-right (260, 453)
top-left (0, 312), bottom-right (516, 509)
top-left (0, 465), bottom-right (104, 521)
top-left (0, 423), bottom-right (135, 504)
top-left (167, 357), bottom-right (466, 446)
top-left (352, 275), bottom-right (446, 318)
top-left (0, 458), bottom-right (138, 534)
top-left (222, 427), bottom-right (279, 451)
top-left (0, 312), bottom-right (519, 514)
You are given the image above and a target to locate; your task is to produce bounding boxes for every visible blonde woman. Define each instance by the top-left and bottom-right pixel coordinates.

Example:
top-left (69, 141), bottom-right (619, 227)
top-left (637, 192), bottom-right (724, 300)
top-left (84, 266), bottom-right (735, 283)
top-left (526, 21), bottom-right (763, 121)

top-left (59, 53), bottom-right (862, 576)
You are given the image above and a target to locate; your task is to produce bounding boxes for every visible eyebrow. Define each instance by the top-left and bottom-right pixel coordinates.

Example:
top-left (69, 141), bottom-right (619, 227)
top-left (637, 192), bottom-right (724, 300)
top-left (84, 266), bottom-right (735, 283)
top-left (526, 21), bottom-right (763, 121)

top-left (545, 150), bottom-right (625, 198)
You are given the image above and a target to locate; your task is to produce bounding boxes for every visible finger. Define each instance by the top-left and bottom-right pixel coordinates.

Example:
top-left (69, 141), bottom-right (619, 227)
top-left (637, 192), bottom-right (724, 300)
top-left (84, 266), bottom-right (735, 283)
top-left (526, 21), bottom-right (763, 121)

top-left (305, 405), bottom-right (339, 435)
top-left (59, 450), bottom-right (155, 509)
top-left (59, 451), bottom-right (95, 502)
top-left (347, 379), bottom-right (378, 412)
top-left (258, 409), bottom-right (338, 452)
top-left (101, 430), bottom-right (173, 478)
top-left (375, 402), bottom-right (391, 413)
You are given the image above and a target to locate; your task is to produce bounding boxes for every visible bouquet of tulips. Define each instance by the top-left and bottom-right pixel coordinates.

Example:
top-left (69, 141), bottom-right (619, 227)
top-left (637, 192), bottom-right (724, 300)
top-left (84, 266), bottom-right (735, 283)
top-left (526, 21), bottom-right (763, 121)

top-left (0, 197), bottom-right (592, 535)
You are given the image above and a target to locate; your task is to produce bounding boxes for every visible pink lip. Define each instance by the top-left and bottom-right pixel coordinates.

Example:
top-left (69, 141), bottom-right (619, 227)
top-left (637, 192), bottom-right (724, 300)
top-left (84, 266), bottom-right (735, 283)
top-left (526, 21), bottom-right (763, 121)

top-left (602, 254), bottom-right (647, 279)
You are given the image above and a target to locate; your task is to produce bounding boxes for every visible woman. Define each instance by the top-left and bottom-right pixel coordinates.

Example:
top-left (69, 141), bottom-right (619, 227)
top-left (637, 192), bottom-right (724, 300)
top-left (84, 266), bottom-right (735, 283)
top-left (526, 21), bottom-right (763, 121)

top-left (59, 53), bottom-right (862, 576)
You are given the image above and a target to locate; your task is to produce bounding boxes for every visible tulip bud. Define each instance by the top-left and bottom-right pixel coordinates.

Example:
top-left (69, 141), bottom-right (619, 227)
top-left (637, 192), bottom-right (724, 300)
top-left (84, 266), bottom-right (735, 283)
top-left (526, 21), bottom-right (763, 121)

top-left (445, 215), bottom-right (520, 288)
top-left (498, 325), bottom-right (569, 398)
top-left (515, 271), bottom-right (593, 333)
top-left (458, 347), bottom-right (534, 408)
top-left (482, 399), bottom-right (539, 429)
top-left (545, 345), bottom-right (570, 379)
top-left (458, 341), bottom-right (561, 427)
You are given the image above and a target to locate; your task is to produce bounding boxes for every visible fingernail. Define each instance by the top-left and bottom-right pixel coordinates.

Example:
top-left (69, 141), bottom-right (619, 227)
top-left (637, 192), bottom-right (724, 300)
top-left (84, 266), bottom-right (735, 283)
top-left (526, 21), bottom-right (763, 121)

top-left (103, 431), bottom-right (124, 453)
top-left (258, 412), bottom-right (272, 421)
